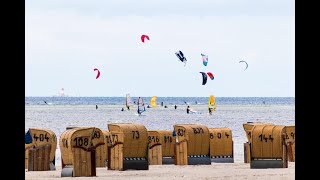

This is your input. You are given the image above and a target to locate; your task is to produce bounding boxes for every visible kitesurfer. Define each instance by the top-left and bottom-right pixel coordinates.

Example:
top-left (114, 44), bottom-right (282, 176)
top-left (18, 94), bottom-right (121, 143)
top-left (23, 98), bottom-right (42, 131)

top-left (187, 106), bottom-right (190, 114)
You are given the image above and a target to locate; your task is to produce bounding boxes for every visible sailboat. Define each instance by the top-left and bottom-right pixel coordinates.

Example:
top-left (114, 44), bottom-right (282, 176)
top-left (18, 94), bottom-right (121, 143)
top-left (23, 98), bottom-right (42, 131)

top-left (150, 96), bottom-right (157, 108)
top-left (137, 97), bottom-right (146, 116)
top-left (126, 93), bottom-right (133, 110)
top-left (208, 95), bottom-right (216, 115)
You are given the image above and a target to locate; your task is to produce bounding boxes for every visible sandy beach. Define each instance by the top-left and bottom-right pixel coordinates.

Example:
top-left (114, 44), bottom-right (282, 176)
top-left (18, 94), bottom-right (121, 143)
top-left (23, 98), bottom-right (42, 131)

top-left (25, 162), bottom-right (295, 180)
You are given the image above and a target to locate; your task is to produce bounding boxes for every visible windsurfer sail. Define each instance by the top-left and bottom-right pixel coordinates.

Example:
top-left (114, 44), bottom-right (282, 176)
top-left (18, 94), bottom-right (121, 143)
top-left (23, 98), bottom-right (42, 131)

top-left (137, 97), bottom-right (146, 115)
top-left (150, 96), bottom-right (157, 108)
top-left (126, 93), bottom-right (133, 110)
top-left (208, 95), bottom-right (216, 115)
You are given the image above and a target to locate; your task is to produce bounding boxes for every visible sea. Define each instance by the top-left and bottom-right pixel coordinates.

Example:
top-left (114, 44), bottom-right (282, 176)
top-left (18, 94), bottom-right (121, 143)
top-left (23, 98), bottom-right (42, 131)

top-left (25, 97), bottom-right (295, 166)
top-left (25, 97), bottom-right (294, 106)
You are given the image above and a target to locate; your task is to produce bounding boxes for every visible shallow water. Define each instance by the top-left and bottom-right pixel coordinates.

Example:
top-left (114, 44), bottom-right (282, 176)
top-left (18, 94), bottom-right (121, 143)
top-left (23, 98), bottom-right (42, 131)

top-left (25, 103), bottom-right (295, 166)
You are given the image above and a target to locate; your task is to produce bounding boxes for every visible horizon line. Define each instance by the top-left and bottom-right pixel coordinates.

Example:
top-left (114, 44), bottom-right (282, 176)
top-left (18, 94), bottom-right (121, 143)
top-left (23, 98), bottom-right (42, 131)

top-left (25, 96), bottom-right (295, 98)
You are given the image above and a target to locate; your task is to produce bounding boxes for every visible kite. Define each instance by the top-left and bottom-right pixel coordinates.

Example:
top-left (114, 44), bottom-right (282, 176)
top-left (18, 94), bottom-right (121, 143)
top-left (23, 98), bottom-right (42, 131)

top-left (239, 60), bottom-right (248, 71)
top-left (199, 72), bottom-right (208, 85)
top-left (201, 53), bottom-right (208, 66)
top-left (175, 50), bottom-right (187, 66)
top-left (94, 68), bottom-right (100, 79)
top-left (141, 34), bottom-right (150, 43)
top-left (207, 72), bottom-right (214, 80)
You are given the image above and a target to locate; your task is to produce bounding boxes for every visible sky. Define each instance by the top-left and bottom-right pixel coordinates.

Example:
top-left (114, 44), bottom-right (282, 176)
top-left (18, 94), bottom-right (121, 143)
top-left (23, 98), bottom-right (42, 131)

top-left (25, 0), bottom-right (295, 97)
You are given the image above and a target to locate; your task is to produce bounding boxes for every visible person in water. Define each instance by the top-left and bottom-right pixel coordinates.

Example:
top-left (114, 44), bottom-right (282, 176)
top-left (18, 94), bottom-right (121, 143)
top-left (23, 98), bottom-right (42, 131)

top-left (187, 106), bottom-right (198, 114)
top-left (121, 108), bottom-right (124, 111)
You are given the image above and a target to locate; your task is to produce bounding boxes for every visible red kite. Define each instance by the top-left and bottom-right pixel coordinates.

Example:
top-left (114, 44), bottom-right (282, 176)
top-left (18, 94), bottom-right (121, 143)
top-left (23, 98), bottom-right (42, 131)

top-left (94, 68), bottom-right (100, 79)
top-left (141, 34), bottom-right (150, 43)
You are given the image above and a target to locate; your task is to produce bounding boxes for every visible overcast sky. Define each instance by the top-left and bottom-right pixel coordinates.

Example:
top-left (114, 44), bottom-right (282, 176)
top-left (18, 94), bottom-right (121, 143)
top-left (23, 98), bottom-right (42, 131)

top-left (25, 0), bottom-right (294, 97)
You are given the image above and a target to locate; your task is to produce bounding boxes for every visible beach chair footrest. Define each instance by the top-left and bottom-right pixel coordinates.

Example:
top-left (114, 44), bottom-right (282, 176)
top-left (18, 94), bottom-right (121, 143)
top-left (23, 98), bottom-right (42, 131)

top-left (50, 162), bottom-right (56, 170)
top-left (250, 159), bottom-right (285, 169)
top-left (188, 156), bottom-right (211, 165)
top-left (211, 157), bottom-right (234, 163)
top-left (61, 165), bottom-right (73, 177)
top-left (123, 158), bottom-right (149, 170)
top-left (162, 157), bottom-right (174, 164)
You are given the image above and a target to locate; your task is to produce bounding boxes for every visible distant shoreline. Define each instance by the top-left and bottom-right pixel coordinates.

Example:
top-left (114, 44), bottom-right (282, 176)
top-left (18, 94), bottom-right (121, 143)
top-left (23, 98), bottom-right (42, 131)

top-left (25, 96), bottom-right (295, 98)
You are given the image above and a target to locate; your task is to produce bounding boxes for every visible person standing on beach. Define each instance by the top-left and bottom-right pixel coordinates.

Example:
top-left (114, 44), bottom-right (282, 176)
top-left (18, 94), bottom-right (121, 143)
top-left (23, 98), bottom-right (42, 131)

top-left (174, 105), bottom-right (177, 109)
top-left (96, 105), bottom-right (98, 109)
